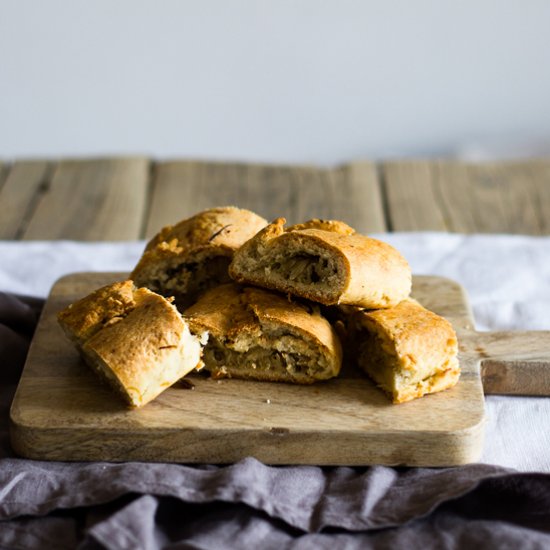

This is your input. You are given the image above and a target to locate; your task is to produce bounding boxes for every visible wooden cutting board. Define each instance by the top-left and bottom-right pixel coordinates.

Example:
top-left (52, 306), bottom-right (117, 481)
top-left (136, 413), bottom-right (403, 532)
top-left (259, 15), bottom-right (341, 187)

top-left (10, 273), bottom-right (550, 466)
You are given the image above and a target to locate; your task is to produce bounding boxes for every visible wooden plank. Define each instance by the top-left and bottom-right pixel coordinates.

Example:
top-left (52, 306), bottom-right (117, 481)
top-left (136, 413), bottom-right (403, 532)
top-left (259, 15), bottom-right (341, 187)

top-left (0, 160), bottom-right (51, 239)
top-left (529, 161), bottom-right (550, 234)
top-left (0, 161), bottom-right (7, 189)
top-left (201, 161), bottom-right (295, 222)
top-left (10, 272), bottom-right (485, 466)
top-left (3, 157), bottom-right (548, 239)
top-left (146, 160), bottom-right (301, 239)
top-left (0, 161), bottom-right (9, 208)
top-left (146, 161), bottom-right (252, 238)
top-left (243, 161), bottom-right (385, 232)
top-left (243, 163), bottom-right (295, 223)
top-left (383, 159), bottom-right (550, 234)
top-left (433, 161), bottom-right (543, 234)
top-left (471, 331), bottom-right (550, 395)
top-left (203, 161), bottom-right (249, 212)
top-left (146, 160), bottom-right (385, 239)
top-left (145, 161), bottom-right (205, 237)
top-left (23, 157), bottom-right (150, 241)
top-left (340, 161), bottom-right (387, 233)
top-left (382, 161), bottom-right (449, 231)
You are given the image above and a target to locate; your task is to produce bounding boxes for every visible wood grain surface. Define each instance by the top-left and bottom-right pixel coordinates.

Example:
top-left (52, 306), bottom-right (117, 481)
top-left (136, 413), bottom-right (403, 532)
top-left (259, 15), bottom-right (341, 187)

top-left (382, 161), bottom-right (448, 231)
top-left (144, 160), bottom-right (385, 239)
top-left (11, 272), bottom-right (489, 466)
top-left (0, 160), bottom-right (52, 239)
top-left (382, 159), bottom-right (550, 234)
top-left (21, 157), bottom-right (150, 240)
top-left (2, 157), bottom-right (550, 239)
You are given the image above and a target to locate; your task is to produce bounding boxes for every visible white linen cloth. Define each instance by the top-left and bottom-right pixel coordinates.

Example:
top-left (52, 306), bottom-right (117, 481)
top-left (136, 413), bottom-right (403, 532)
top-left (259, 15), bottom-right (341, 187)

top-left (1, 234), bottom-right (549, 472)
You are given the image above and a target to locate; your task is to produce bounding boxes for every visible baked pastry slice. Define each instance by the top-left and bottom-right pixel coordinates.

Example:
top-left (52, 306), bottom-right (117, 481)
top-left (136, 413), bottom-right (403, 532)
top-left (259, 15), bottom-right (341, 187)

top-left (184, 283), bottom-right (342, 384)
top-left (57, 279), bottom-right (137, 347)
top-left (351, 299), bottom-right (460, 403)
top-left (58, 281), bottom-right (205, 407)
top-left (131, 206), bottom-right (268, 309)
top-left (229, 218), bottom-right (411, 309)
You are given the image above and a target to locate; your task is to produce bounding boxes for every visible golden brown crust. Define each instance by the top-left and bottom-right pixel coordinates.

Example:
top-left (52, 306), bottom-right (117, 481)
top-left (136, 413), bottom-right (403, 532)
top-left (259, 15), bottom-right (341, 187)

top-left (131, 206), bottom-right (268, 308)
top-left (229, 218), bottom-right (411, 308)
top-left (58, 282), bottom-right (203, 408)
top-left (144, 206), bottom-right (268, 252)
top-left (57, 210), bottom-right (455, 407)
top-left (184, 283), bottom-right (342, 384)
top-left (352, 299), bottom-right (460, 403)
top-left (57, 280), bottom-right (137, 346)
top-left (286, 219), bottom-right (355, 235)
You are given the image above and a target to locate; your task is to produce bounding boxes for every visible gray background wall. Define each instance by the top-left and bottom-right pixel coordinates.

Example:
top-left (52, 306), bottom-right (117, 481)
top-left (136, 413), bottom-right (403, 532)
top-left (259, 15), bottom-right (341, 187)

top-left (1, 0), bottom-right (549, 164)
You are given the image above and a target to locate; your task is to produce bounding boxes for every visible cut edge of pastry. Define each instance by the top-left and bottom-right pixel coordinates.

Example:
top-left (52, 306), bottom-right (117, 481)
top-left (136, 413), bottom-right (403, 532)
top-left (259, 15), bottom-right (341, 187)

top-left (82, 309), bottom-right (205, 408)
top-left (229, 218), bottom-right (350, 306)
top-left (201, 318), bottom-right (341, 385)
top-left (185, 283), bottom-right (342, 385)
top-left (262, 233), bottom-right (349, 305)
top-left (58, 281), bottom-right (208, 408)
top-left (131, 245), bottom-right (234, 309)
top-left (354, 301), bottom-right (460, 403)
top-left (131, 206), bottom-right (269, 309)
top-left (230, 217), bottom-right (412, 308)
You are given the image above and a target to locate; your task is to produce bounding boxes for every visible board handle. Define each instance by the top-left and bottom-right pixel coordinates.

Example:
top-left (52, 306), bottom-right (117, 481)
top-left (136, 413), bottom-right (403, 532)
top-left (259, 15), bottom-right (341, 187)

top-left (471, 331), bottom-right (550, 395)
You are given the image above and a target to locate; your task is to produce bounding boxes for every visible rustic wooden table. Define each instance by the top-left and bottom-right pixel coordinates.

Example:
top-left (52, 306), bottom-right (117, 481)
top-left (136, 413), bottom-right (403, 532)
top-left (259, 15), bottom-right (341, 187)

top-left (1, 157), bottom-right (549, 240)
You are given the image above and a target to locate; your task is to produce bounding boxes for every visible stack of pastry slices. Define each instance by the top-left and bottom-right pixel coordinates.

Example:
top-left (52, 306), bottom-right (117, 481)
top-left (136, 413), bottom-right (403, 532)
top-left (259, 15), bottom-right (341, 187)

top-left (57, 206), bottom-right (460, 408)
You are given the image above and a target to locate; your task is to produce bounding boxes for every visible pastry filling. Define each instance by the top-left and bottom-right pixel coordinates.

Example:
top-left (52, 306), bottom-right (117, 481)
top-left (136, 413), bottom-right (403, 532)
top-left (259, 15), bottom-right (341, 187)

top-left (357, 329), bottom-right (401, 395)
top-left (148, 256), bottom-right (232, 307)
top-left (202, 334), bottom-right (329, 382)
top-left (263, 250), bottom-right (342, 291)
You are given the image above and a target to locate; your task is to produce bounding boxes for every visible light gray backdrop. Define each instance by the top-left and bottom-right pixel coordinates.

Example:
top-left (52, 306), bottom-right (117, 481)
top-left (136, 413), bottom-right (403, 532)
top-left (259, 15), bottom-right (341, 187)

top-left (1, 0), bottom-right (550, 163)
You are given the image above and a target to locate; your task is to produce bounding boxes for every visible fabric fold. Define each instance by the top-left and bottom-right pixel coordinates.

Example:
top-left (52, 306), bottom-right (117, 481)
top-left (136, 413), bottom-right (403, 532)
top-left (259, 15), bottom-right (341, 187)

top-left (0, 457), bottom-right (530, 534)
top-left (1, 236), bottom-right (550, 548)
